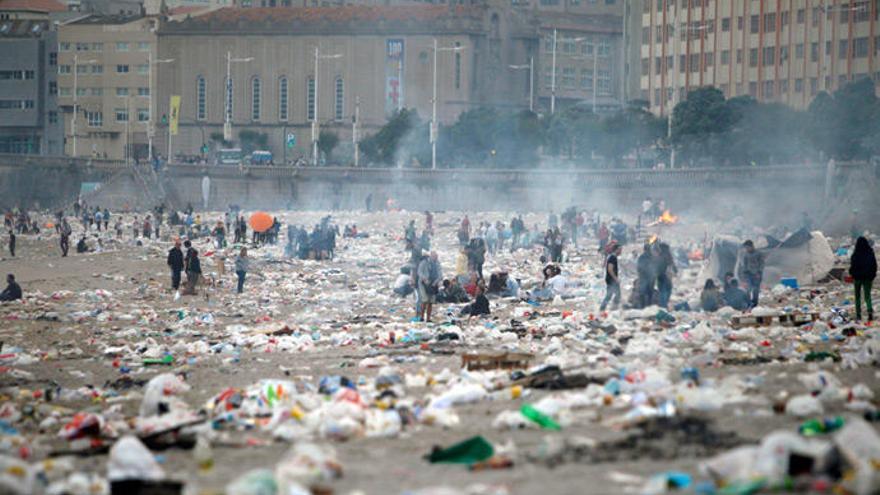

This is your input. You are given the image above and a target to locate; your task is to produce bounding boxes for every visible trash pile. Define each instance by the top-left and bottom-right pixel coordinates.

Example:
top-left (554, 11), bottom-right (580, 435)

top-left (0, 210), bottom-right (878, 494)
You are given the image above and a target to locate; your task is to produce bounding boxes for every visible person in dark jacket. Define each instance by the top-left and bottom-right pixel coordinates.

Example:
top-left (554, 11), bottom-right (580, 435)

top-left (0, 274), bottom-right (22, 301)
top-left (849, 236), bottom-right (877, 321)
top-left (184, 247), bottom-right (202, 295)
top-left (438, 278), bottom-right (469, 303)
top-left (723, 278), bottom-right (750, 311)
top-left (7, 230), bottom-right (14, 257)
top-left (460, 283), bottom-right (490, 317)
top-left (636, 243), bottom-right (656, 308)
top-left (167, 239), bottom-right (185, 290)
top-left (738, 240), bottom-right (765, 308)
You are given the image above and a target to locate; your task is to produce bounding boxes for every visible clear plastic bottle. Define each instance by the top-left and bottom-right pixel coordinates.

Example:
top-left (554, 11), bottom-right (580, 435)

top-left (194, 435), bottom-right (213, 473)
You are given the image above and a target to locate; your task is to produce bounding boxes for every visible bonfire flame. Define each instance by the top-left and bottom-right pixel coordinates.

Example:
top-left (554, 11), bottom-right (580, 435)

top-left (657, 210), bottom-right (678, 225)
top-left (648, 234), bottom-right (659, 244)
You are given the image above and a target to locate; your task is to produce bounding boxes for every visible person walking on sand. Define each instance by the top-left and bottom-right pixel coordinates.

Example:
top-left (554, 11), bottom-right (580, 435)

top-left (167, 239), bottom-right (185, 291)
top-left (184, 247), bottom-right (202, 295)
top-left (849, 236), bottom-right (877, 322)
top-left (234, 247), bottom-right (249, 294)
top-left (60, 219), bottom-right (72, 257)
top-left (417, 251), bottom-right (442, 322)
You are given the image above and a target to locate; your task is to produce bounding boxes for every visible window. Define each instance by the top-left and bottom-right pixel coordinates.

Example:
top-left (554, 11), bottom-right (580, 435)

top-left (92, 42), bottom-right (103, 51)
top-left (91, 88), bottom-right (102, 96)
top-left (795, 78), bottom-right (803, 92)
top-left (116, 42), bottom-right (129, 51)
top-left (0, 99), bottom-right (34, 109)
top-left (704, 52), bottom-right (714, 67)
top-left (91, 64), bottom-right (103, 74)
top-left (76, 88), bottom-right (86, 97)
top-left (59, 87), bottom-right (71, 96)
top-left (48, 111), bottom-right (58, 123)
top-left (737, 16), bottom-right (743, 30)
top-left (306, 77), bottom-right (315, 121)
top-left (797, 8), bottom-right (805, 23)
top-left (454, 42), bottom-right (462, 89)
top-left (137, 108), bottom-right (149, 122)
top-left (749, 48), bottom-right (758, 67)
top-left (763, 80), bottom-right (774, 98)
top-left (597, 41), bottom-right (610, 57)
top-left (225, 77), bottom-right (233, 122)
top-left (59, 42), bottom-right (70, 52)
top-left (0, 70), bottom-right (35, 80)
top-left (543, 35), bottom-right (553, 54)
top-left (781, 11), bottom-right (789, 26)
top-left (750, 15), bottom-right (759, 33)
top-left (76, 65), bottom-right (87, 74)
top-left (137, 87), bottom-right (149, 96)
top-left (116, 87), bottom-right (129, 97)
top-left (278, 77), bottom-right (288, 121)
top-left (736, 49), bottom-right (742, 64)
top-left (764, 13), bottom-right (775, 32)
top-left (854, 37), bottom-right (869, 57)
top-left (779, 79), bottom-right (789, 93)
top-left (86, 110), bottom-right (102, 127)
top-left (49, 52), bottom-right (57, 66)
top-left (251, 77), bottom-right (261, 121)
top-left (597, 69), bottom-right (611, 94)
top-left (655, 56), bottom-right (662, 74)
top-left (839, 39), bottom-right (849, 58)
top-left (641, 58), bottom-right (650, 75)
top-left (812, 7), bottom-right (820, 27)
top-left (795, 43), bottom-right (804, 59)
top-left (137, 64), bottom-right (148, 75)
top-left (562, 67), bottom-right (575, 88)
top-left (763, 47), bottom-right (775, 65)
top-left (721, 50), bottom-right (729, 65)
top-left (116, 65), bottom-right (129, 73)
top-left (137, 41), bottom-right (149, 51)
top-left (721, 17), bottom-right (730, 31)
top-left (196, 76), bottom-right (206, 121)
top-left (748, 81), bottom-right (757, 96)
top-left (811, 43), bottom-right (818, 62)
top-left (582, 42), bottom-right (594, 56)
top-left (75, 42), bottom-right (89, 51)
top-left (780, 45), bottom-right (789, 61)
top-left (334, 76), bottom-right (343, 120)
top-left (115, 107), bottom-right (128, 122)
top-left (689, 53), bottom-right (699, 71)
top-left (580, 68), bottom-right (593, 89)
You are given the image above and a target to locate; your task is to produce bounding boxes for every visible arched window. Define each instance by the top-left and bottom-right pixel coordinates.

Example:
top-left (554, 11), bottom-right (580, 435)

top-left (278, 77), bottom-right (288, 121)
top-left (251, 76), bottom-right (261, 121)
top-left (196, 75), bottom-right (206, 121)
top-left (306, 77), bottom-right (315, 121)
top-left (334, 76), bottom-right (344, 121)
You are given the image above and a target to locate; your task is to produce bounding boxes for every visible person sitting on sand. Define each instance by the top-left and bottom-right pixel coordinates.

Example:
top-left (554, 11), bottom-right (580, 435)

top-left (0, 274), bottom-right (22, 302)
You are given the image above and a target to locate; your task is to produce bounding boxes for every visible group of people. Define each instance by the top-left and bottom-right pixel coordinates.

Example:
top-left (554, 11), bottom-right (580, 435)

top-left (634, 241), bottom-right (678, 309)
top-left (286, 218), bottom-right (338, 260)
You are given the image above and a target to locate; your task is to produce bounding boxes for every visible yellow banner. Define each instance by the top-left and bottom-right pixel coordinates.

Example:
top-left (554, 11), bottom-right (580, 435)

top-left (169, 95), bottom-right (181, 136)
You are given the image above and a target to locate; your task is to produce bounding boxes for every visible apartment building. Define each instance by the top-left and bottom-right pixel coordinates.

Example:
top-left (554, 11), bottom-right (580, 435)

top-left (639, 0), bottom-right (880, 114)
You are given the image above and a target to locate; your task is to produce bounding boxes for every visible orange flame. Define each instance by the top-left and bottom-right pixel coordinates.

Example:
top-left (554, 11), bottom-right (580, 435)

top-left (648, 234), bottom-right (659, 244)
top-left (657, 210), bottom-right (678, 225)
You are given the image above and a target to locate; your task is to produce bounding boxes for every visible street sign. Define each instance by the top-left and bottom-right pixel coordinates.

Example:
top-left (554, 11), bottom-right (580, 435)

top-left (286, 133), bottom-right (296, 148)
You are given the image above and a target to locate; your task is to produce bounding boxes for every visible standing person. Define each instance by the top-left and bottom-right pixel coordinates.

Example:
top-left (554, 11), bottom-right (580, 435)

top-left (234, 247), bottom-right (249, 294)
top-left (598, 222), bottom-right (610, 253)
top-left (60, 219), bottom-right (71, 257)
top-left (103, 208), bottom-right (110, 231)
top-left (7, 230), bottom-right (14, 257)
top-left (184, 247), bottom-right (202, 295)
top-left (132, 216), bottom-right (140, 238)
top-left (656, 242), bottom-right (676, 308)
top-left (424, 211), bottom-right (433, 233)
top-left (849, 236), bottom-right (877, 321)
top-left (213, 221), bottom-right (226, 249)
top-left (167, 239), bottom-right (184, 291)
top-left (486, 222), bottom-right (498, 256)
top-left (600, 243), bottom-right (622, 311)
top-left (548, 210), bottom-right (558, 230)
top-left (637, 243), bottom-right (656, 308)
top-left (417, 251), bottom-right (442, 322)
top-left (143, 216), bottom-right (152, 239)
top-left (738, 240), bottom-right (765, 308)
top-left (94, 209), bottom-right (103, 231)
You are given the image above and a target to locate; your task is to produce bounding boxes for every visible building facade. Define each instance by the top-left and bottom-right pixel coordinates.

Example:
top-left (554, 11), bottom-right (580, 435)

top-left (155, 4), bottom-right (539, 161)
top-left (639, 0), bottom-right (880, 115)
top-left (0, 19), bottom-right (64, 154)
top-left (57, 14), bottom-right (159, 160)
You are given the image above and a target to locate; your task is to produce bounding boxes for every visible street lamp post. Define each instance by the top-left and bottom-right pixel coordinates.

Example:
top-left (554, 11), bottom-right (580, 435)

top-left (430, 38), bottom-right (465, 170)
top-left (508, 57), bottom-right (534, 112)
top-left (224, 51), bottom-right (254, 142)
top-left (71, 54), bottom-right (96, 157)
top-left (146, 52), bottom-right (174, 163)
top-left (312, 47), bottom-right (342, 167)
top-left (353, 95), bottom-right (360, 167)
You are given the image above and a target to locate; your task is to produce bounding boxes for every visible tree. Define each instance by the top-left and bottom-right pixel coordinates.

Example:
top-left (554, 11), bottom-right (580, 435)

top-left (671, 87), bottom-right (734, 164)
top-left (358, 109), bottom-right (422, 166)
top-left (238, 130), bottom-right (268, 155)
top-left (317, 131), bottom-right (340, 163)
top-left (597, 106), bottom-right (665, 167)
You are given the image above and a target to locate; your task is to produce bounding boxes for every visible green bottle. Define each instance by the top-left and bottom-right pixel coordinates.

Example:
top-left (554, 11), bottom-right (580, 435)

top-left (521, 403), bottom-right (562, 430)
top-left (143, 354), bottom-right (174, 366)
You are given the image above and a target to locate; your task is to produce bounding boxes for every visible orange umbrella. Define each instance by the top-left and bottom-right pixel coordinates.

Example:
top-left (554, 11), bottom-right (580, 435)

top-left (249, 211), bottom-right (273, 233)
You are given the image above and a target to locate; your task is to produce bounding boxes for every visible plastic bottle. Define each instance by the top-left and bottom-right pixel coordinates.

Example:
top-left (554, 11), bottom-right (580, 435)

top-left (520, 403), bottom-right (561, 430)
top-left (194, 435), bottom-right (214, 472)
top-left (142, 354), bottom-right (174, 366)
top-left (798, 416), bottom-right (844, 436)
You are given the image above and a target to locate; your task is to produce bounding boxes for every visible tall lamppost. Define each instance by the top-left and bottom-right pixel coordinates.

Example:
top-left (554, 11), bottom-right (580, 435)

top-left (146, 52), bottom-right (174, 163)
top-left (508, 57), bottom-right (534, 112)
top-left (224, 51), bottom-right (254, 142)
top-left (312, 47), bottom-right (342, 167)
top-left (430, 38), bottom-right (465, 170)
